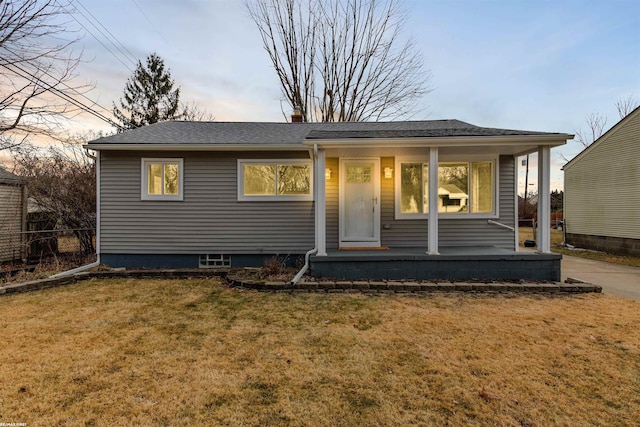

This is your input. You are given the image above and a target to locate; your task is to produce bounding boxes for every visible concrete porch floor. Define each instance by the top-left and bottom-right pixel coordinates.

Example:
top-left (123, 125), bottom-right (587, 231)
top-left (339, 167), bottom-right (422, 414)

top-left (323, 246), bottom-right (534, 258)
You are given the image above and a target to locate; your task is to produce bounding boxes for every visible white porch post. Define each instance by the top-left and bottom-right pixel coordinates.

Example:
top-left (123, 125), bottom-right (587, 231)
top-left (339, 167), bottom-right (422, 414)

top-left (316, 148), bottom-right (327, 256)
top-left (428, 147), bottom-right (439, 255)
top-left (537, 146), bottom-right (551, 253)
top-left (514, 155), bottom-right (520, 252)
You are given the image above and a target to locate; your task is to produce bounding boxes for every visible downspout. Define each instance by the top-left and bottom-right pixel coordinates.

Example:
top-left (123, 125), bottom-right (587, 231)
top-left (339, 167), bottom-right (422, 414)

top-left (291, 247), bottom-right (317, 285)
top-left (50, 260), bottom-right (101, 278)
top-left (50, 150), bottom-right (102, 278)
top-left (291, 144), bottom-right (319, 285)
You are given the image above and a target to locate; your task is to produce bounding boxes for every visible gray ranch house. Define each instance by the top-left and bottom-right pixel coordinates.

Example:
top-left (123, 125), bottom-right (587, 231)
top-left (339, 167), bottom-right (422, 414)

top-left (87, 118), bottom-right (571, 281)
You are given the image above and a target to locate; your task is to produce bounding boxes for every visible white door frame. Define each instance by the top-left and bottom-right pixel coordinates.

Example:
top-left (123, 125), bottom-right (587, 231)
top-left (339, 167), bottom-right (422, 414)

top-left (339, 157), bottom-right (381, 247)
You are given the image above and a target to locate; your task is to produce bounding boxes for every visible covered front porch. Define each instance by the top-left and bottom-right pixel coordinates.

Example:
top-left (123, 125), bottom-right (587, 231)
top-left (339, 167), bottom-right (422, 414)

top-left (300, 126), bottom-right (569, 283)
top-left (309, 246), bottom-right (561, 281)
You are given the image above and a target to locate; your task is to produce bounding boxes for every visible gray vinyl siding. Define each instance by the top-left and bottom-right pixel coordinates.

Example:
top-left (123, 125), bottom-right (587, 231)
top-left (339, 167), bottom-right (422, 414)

top-left (326, 155), bottom-right (516, 249)
top-left (100, 151), bottom-right (314, 255)
top-left (564, 109), bottom-right (640, 240)
top-left (379, 157), bottom-right (429, 247)
top-left (0, 183), bottom-right (26, 262)
top-left (102, 151), bottom-right (516, 254)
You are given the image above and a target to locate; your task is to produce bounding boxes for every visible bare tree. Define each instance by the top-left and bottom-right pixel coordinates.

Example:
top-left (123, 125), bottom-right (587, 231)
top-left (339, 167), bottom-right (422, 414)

top-left (562, 96), bottom-right (639, 164)
top-left (247, 0), bottom-right (317, 121)
top-left (11, 136), bottom-right (96, 254)
top-left (245, 0), bottom-right (430, 122)
top-left (574, 112), bottom-right (607, 149)
top-left (559, 112), bottom-right (608, 163)
top-left (615, 95), bottom-right (639, 119)
top-left (181, 102), bottom-right (216, 121)
top-left (0, 0), bottom-right (87, 150)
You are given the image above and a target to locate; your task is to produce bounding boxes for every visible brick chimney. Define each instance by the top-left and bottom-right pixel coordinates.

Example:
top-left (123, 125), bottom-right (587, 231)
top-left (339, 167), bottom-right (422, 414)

top-left (291, 105), bottom-right (303, 123)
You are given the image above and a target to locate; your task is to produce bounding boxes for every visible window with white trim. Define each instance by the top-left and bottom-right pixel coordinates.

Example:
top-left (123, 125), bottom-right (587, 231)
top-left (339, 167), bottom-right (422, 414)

top-left (141, 158), bottom-right (184, 201)
top-left (238, 160), bottom-right (313, 201)
top-left (395, 157), bottom-right (496, 218)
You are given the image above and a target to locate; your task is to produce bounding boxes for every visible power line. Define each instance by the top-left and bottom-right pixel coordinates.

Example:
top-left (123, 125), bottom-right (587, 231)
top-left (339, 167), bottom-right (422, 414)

top-left (130, 0), bottom-right (171, 47)
top-left (1, 62), bottom-right (122, 130)
top-left (55, 0), bottom-right (135, 72)
top-left (3, 46), bottom-right (115, 120)
top-left (2, 2), bottom-right (133, 132)
top-left (72, 0), bottom-right (139, 66)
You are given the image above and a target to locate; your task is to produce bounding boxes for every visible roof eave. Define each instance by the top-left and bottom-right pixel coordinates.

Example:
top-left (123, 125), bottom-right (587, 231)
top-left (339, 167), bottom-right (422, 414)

top-left (302, 134), bottom-right (573, 148)
top-left (85, 134), bottom-right (574, 152)
top-left (84, 143), bottom-right (309, 152)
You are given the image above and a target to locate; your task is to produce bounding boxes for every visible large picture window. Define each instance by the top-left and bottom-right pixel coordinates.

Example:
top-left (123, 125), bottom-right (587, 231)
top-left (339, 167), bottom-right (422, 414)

top-left (141, 158), bottom-right (184, 201)
top-left (238, 160), bottom-right (313, 201)
top-left (395, 157), bottom-right (496, 218)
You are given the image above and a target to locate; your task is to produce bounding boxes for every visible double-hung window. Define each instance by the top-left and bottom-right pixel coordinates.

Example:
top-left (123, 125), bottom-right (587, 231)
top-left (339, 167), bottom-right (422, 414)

top-left (395, 157), bottom-right (496, 218)
top-left (238, 160), bottom-right (313, 201)
top-left (141, 158), bottom-right (184, 201)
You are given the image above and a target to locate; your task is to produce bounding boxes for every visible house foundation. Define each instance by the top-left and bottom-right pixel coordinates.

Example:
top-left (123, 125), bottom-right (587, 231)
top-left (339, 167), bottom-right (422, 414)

top-left (310, 247), bottom-right (561, 281)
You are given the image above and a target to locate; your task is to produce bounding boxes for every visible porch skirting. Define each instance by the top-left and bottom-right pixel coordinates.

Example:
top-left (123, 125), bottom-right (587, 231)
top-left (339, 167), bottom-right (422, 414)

top-left (310, 247), bottom-right (561, 282)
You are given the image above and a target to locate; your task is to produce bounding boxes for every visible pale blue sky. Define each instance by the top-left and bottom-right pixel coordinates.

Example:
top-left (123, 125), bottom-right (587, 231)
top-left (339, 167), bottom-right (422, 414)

top-left (71, 0), bottom-right (639, 191)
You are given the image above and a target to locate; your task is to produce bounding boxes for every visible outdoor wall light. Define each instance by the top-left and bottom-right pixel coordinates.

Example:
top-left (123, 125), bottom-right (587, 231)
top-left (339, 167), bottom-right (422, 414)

top-left (384, 167), bottom-right (393, 179)
top-left (325, 168), bottom-right (332, 179)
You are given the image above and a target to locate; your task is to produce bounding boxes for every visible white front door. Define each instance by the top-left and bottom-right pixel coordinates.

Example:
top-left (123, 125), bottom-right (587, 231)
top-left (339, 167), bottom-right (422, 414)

top-left (339, 158), bottom-right (381, 247)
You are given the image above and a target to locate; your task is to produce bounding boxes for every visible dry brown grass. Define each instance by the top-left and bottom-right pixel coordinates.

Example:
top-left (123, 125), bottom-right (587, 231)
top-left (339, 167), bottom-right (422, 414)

top-left (518, 226), bottom-right (565, 248)
top-left (0, 254), bottom-right (97, 285)
top-left (1, 279), bottom-right (639, 426)
top-left (518, 227), bottom-right (640, 268)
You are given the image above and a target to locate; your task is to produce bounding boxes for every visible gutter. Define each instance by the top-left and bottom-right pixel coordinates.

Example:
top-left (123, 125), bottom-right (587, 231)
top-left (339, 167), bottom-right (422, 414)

top-left (84, 143), bottom-right (310, 152)
top-left (302, 133), bottom-right (572, 148)
top-left (291, 144), bottom-right (319, 285)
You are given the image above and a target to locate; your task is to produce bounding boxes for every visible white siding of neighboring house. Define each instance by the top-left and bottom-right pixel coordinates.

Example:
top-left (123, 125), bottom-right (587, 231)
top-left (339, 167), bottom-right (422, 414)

top-left (0, 183), bottom-right (27, 262)
top-left (564, 107), bottom-right (640, 240)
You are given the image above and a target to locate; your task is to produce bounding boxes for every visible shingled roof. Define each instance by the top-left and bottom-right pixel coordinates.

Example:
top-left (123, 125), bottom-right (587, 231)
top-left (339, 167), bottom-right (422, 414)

top-left (87, 119), bottom-right (564, 147)
top-left (0, 166), bottom-right (25, 185)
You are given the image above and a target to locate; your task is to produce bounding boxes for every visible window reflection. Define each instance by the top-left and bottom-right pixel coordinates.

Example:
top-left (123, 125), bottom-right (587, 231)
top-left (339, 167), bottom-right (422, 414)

top-left (398, 160), bottom-right (494, 215)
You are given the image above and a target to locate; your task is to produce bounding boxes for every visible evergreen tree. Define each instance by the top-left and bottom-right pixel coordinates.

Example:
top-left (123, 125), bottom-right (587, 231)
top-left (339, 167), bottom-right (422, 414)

top-left (550, 190), bottom-right (564, 212)
top-left (113, 53), bottom-right (182, 131)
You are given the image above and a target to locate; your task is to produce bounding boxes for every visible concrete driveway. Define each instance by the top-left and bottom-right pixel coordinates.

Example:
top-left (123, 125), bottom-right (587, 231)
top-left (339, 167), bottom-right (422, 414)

top-left (562, 254), bottom-right (640, 301)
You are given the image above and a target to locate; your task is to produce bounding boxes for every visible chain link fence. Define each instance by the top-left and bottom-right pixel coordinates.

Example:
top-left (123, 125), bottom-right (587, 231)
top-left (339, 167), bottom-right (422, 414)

top-left (0, 228), bottom-right (96, 282)
top-left (25, 228), bottom-right (95, 258)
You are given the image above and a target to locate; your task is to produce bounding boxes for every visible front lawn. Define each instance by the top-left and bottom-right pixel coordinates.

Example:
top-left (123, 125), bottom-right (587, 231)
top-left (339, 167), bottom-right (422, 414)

top-left (1, 279), bottom-right (639, 426)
